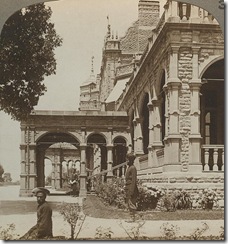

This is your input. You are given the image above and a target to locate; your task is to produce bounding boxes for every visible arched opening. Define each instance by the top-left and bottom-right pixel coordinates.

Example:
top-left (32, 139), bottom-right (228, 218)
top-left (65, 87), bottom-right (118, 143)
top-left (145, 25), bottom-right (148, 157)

top-left (140, 93), bottom-right (149, 154)
top-left (36, 132), bottom-right (80, 189)
top-left (44, 158), bottom-right (52, 187)
top-left (200, 59), bottom-right (224, 170)
top-left (113, 137), bottom-right (127, 177)
top-left (86, 133), bottom-right (107, 188)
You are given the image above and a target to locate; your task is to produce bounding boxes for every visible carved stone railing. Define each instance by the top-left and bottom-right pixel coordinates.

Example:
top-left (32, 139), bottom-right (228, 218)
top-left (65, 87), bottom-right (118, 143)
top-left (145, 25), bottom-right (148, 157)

top-left (201, 145), bottom-right (224, 172)
top-left (164, 0), bottom-right (218, 24)
top-left (88, 161), bottom-right (127, 181)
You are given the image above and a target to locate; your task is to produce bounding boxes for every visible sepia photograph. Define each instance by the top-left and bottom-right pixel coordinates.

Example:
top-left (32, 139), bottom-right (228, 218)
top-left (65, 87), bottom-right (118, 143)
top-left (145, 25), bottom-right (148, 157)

top-left (0, 0), bottom-right (225, 241)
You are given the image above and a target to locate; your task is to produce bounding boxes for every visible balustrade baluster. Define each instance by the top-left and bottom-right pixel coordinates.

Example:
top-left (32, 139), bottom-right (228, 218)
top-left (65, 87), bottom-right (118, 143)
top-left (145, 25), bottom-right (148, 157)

top-left (213, 148), bottom-right (219, 171)
top-left (101, 174), bottom-right (105, 183)
top-left (203, 10), bottom-right (209, 23)
top-left (204, 148), bottom-right (209, 171)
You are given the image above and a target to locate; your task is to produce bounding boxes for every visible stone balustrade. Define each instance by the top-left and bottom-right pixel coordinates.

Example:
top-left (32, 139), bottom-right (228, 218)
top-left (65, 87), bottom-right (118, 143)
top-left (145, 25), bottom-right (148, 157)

top-left (201, 145), bottom-right (224, 172)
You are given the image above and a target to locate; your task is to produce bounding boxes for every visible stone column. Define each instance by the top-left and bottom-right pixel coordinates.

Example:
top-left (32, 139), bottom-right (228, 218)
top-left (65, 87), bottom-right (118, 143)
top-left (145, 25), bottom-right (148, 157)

top-left (133, 117), bottom-right (144, 155)
top-left (106, 144), bottom-right (113, 181)
top-left (164, 46), bottom-right (182, 171)
top-left (189, 47), bottom-right (202, 172)
top-left (191, 5), bottom-right (200, 23)
top-left (79, 143), bottom-right (87, 198)
top-left (53, 154), bottom-right (61, 189)
top-left (151, 98), bottom-right (163, 148)
top-left (19, 126), bottom-right (27, 196)
top-left (29, 143), bottom-right (37, 190)
top-left (56, 161), bottom-right (61, 189)
top-left (51, 161), bottom-right (55, 188)
top-left (19, 126), bottom-right (36, 197)
top-left (169, 1), bottom-right (180, 22)
top-left (147, 101), bottom-right (153, 168)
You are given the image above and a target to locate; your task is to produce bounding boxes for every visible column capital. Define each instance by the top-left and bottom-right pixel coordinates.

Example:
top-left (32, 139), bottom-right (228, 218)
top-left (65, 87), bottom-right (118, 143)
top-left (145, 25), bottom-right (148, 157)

top-left (167, 79), bottom-right (181, 89)
top-left (147, 102), bottom-right (153, 111)
top-left (192, 46), bottom-right (201, 54)
top-left (170, 45), bottom-right (180, 53)
top-left (106, 144), bottom-right (113, 149)
top-left (189, 79), bottom-right (202, 89)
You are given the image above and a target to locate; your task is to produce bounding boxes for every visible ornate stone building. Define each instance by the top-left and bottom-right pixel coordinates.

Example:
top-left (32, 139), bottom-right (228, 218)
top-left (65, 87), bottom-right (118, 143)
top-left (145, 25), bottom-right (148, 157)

top-left (20, 0), bottom-right (224, 200)
top-left (79, 57), bottom-right (101, 111)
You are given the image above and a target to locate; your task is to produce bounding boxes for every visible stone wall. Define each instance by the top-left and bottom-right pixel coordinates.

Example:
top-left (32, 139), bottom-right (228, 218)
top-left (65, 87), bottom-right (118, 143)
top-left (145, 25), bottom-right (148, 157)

top-left (141, 174), bottom-right (224, 207)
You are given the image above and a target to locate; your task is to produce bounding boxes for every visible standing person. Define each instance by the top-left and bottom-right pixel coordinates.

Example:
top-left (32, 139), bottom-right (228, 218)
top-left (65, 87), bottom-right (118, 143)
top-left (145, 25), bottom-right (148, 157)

top-left (20, 187), bottom-right (53, 240)
top-left (125, 152), bottom-right (139, 222)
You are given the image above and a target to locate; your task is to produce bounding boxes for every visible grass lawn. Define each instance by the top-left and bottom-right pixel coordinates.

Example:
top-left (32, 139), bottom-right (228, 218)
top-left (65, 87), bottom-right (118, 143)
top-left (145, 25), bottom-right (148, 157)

top-left (83, 195), bottom-right (224, 220)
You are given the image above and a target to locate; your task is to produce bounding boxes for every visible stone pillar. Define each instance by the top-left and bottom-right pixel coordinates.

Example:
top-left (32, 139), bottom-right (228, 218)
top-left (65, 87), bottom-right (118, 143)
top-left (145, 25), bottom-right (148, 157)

top-left (189, 47), bottom-right (202, 171)
top-left (151, 98), bottom-right (163, 148)
top-left (53, 154), bottom-right (61, 189)
top-left (106, 144), bottom-right (113, 181)
top-left (19, 126), bottom-right (37, 197)
top-left (191, 5), bottom-right (200, 23)
top-left (79, 143), bottom-right (87, 198)
top-left (51, 161), bottom-right (55, 188)
top-left (133, 117), bottom-right (144, 155)
top-left (56, 162), bottom-right (61, 189)
top-left (164, 46), bottom-right (182, 171)
top-left (29, 143), bottom-right (37, 190)
top-left (169, 1), bottom-right (180, 22)
top-left (147, 102), bottom-right (153, 168)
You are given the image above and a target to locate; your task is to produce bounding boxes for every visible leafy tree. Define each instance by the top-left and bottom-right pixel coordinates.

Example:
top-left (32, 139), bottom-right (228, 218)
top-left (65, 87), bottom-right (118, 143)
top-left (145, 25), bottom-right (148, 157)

top-left (0, 164), bottom-right (4, 182)
top-left (0, 3), bottom-right (62, 120)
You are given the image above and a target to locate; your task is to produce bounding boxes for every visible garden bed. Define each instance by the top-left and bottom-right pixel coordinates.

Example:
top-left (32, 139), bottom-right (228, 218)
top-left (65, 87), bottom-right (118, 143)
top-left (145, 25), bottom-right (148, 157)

top-left (83, 195), bottom-right (224, 220)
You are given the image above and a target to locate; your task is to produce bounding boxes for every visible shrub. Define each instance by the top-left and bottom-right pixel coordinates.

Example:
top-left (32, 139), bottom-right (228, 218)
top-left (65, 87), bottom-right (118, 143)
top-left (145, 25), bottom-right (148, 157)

top-left (190, 222), bottom-right (209, 240)
top-left (118, 220), bottom-right (146, 240)
top-left (137, 183), bottom-right (164, 211)
top-left (160, 189), bottom-right (193, 212)
top-left (95, 226), bottom-right (113, 239)
top-left (195, 188), bottom-right (219, 210)
top-left (0, 224), bottom-right (19, 240)
top-left (173, 189), bottom-right (193, 209)
top-left (58, 202), bottom-right (85, 239)
top-left (160, 223), bottom-right (179, 240)
top-left (95, 177), bottom-right (126, 209)
top-left (159, 193), bottom-right (177, 212)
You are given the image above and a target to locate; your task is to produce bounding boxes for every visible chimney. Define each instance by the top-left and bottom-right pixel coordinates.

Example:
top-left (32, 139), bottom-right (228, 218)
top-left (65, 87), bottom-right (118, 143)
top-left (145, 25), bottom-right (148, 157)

top-left (138, 0), bottom-right (160, 29)
top-left (137, 0), bottom-right (160, 52)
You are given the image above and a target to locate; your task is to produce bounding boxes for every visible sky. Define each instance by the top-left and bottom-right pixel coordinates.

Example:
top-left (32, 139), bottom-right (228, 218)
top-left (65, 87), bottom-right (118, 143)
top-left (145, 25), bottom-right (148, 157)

top-left (0, 0), bottom-right (167, 181)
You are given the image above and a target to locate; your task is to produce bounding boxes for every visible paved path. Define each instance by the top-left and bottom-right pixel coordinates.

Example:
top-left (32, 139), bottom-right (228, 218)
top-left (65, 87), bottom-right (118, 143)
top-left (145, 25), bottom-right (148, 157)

top-left (0, 185), bottom-right (224, 240)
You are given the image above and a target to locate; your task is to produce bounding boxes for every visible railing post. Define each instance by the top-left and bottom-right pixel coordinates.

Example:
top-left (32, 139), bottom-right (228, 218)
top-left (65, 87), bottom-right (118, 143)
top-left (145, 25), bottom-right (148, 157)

top-left (213, 148), bottom-right (219, 171)
top-left (204, 149), bottom-right (209, 171)
top-left (221, 148), bottom-right (224, 171)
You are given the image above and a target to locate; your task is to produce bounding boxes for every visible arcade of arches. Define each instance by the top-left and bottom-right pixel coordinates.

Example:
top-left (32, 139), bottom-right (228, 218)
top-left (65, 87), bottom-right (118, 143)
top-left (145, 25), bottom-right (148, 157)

top-left (19, 111), bottom-right (130, 197)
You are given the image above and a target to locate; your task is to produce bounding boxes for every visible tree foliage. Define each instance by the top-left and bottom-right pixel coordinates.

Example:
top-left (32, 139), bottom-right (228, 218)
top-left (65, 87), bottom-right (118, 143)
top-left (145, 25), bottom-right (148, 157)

top-left (0, 3), bottom-right (62, 120)
top-left (0, 164), bottom-right (4, 181)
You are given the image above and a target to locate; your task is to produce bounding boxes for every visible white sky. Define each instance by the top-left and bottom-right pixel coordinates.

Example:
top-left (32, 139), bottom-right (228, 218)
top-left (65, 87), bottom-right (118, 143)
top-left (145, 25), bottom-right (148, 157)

top-left (0, 0), bottom-right (167, 181)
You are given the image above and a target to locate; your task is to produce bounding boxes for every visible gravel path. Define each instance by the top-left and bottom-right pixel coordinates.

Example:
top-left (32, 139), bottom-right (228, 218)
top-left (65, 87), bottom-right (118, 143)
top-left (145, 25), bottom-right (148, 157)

top-left (0, 185), bottom-right (224, 240)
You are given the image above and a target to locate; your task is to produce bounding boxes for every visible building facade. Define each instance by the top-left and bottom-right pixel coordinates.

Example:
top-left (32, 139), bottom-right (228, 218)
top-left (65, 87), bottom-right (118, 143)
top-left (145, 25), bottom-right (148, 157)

top-left (19, 0), bottom-right (224, 200)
